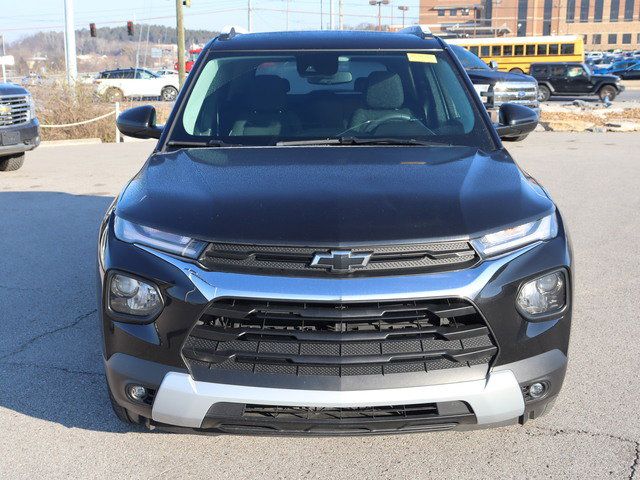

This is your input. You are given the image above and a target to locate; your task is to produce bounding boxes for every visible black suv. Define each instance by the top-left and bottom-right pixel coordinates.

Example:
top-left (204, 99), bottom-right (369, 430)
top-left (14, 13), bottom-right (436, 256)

top-left (530, 62), bottom-right (624, 102)
top-left (100, 28), bottom-right (571, 435)
top-left (0, 82), bottom-right (39, 171)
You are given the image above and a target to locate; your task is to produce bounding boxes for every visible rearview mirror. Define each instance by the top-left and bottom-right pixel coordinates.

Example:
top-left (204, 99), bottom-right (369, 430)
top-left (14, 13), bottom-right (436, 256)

top-left (495, 103), bottom-right (538, 141)
top-left (116, 105), bottom-right (163, 139)
top-left (488, 60), bottom-right (499, 70)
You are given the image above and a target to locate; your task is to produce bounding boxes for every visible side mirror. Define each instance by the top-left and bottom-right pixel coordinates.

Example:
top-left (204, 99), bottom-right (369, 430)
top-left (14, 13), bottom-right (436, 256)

top-left (116, 105), bottom-right (163, 139)
top-left (488, 60), bottom-right (499, 70)
top-left (495, 103), bottom-right (538, 141)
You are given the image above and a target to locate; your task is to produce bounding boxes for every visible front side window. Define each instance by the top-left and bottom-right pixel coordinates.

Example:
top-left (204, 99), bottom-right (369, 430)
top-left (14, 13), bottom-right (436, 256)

top-left (169, 50), bottom-right (496, 151)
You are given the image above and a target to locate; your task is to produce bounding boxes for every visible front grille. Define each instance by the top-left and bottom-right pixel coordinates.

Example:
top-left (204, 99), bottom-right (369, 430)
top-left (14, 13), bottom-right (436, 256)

top-left (200, 401), bottom-right (476, 434)
top-left (0, 95), bottom-right (30, 127)
top-left (182, 298), bottom-right (497, 378)
top-left (492, 82), bottom-right (539, 108)
top-left (198, 241), bottom-right (479, 277)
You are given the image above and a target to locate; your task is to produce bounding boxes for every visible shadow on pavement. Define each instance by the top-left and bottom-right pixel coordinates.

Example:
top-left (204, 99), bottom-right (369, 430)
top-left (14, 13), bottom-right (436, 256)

top-left (0, 191), bottom-right (138, 433)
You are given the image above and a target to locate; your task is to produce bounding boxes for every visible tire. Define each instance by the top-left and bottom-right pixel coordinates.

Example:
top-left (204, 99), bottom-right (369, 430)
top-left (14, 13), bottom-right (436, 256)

top-left (598, 85), bottom-right (617, 102)
top-left (509, 68), bottom-right (524, 74)
top-left (0, 153), bottom-right (25, 172)
top-left (161, 86), bottom-right (178, 102)
top-left (104, 87), bottom-right (124, 103)
top-left (108, 383), bottom-right (143, 426)
top-left (537, 85), bottom-right (551, 102)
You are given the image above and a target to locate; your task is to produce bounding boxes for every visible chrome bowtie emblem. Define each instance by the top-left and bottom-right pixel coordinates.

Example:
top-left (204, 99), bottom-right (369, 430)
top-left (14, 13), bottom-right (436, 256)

top-left (517, 90), bottom-right (526, 98)
top-left (310, 250), bottom-right (372, 273)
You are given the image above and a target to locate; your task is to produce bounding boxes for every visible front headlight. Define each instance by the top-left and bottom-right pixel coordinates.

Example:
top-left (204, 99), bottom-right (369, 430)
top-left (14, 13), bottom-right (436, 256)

top-left (114, 216), bottom-right (206, 259)
top-left (471, 213), bottom-right (558, 257)
top-left (26, 94), bottom-right (36, 121)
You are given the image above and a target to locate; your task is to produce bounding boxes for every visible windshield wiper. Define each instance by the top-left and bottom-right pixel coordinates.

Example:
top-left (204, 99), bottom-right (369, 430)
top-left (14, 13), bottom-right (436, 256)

top-left (338, 137), bottom-right (450, 147)
top-left (166, 139), bottom-right (238, 148)
top-left (276, 138), bottom-right (341, 146)
top-left (276, 137), bottom-right (447, 147)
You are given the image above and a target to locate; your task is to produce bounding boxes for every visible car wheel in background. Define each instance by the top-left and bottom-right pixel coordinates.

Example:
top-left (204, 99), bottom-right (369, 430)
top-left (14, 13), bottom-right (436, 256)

top-left (161, 86), bottom-right (178, 102)
top-left (104, 87), bottom-right (124, 103)
top-left (537, 85), bottom-right (551, 102)
top-left (509, 68), bottom-right (524, 74)
top-left (0, 154), bottom-right (25, 172)
top-left (598, 85), bottom-right (617, 102)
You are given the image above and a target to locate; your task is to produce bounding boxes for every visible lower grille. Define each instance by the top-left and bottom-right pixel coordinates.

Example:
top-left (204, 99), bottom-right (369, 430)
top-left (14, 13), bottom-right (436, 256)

top-left (0, 95), bottom-right (30, 127)
top-left (201, 401), bottom-right (476, 434)
top-left (182, 298), bottom-right (497, 378)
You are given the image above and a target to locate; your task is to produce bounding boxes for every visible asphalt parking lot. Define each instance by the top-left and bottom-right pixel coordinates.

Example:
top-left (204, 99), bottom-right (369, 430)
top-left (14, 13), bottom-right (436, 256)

top-left (1, 133), bottom-right (639, 479)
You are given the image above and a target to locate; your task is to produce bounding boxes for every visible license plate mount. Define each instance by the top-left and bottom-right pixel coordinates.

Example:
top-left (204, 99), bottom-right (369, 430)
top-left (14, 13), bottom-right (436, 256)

top-left (1, 131), bottom-right (21, 146)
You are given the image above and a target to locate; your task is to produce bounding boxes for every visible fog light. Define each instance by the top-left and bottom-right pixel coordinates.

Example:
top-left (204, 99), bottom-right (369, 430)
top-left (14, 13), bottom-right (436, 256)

top-left (108, 273), bottom-right (163, 319)
top-left (529, 382), bottom-right (546, 399)
top-left (516, 271), bottom-right (566, 317)
top-left (127, 384), bottom-right (147, 401)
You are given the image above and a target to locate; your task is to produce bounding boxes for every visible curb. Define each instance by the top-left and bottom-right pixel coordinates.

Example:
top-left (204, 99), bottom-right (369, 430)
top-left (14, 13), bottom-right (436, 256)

top-left (40, 138), bottom-right (103, 147)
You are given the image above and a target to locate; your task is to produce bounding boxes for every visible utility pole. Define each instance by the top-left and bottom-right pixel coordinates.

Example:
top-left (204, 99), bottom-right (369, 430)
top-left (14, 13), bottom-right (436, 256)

top-left (398, 5), bottom-right (409, 28)
top-left (1, 35), bottom-right (6, 83)
top-left (320, 0), bottom-right (324, 30)
top-left (339, 0), bottom-right (343, 30)
top-left (369, 0), bottom-right (389, 31)
top-left (176, 0), bottom-right (186, 88)
top-left (329, 0), bottom-right (334, 29)
top-left (63, 0), bottom-right (78, 85)
top-left (286, 0), bottom-right (290, 31)
top-left (247, 0), bottom-right (252, 31)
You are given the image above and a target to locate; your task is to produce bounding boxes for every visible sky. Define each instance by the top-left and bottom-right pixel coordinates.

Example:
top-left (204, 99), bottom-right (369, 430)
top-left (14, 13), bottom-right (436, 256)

top-left (1, 0), bottom-right (422, 44)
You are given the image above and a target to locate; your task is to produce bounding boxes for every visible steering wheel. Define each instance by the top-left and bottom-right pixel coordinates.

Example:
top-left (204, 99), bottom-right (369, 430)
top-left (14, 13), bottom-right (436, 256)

top-left (361, 113), bottom-right (414, 133)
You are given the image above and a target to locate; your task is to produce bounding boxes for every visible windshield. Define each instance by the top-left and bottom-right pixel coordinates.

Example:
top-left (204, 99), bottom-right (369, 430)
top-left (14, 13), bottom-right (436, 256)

top-left (169, 50), bottom-right (495, 151)
top-left (449, 45), bottom-right (490, 71)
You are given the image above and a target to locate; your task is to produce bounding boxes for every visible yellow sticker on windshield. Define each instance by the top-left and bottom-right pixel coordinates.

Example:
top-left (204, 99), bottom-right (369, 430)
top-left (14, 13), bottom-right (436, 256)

top-left (407, 53), bottom-right (437, 63)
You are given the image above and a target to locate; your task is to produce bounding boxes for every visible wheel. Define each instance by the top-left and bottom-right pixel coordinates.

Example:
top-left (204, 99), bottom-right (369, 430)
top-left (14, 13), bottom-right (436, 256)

top-left (598, 85), bottom-right (617, 102)
top-left (509, 68), bottom-right (524, 74)
top-left (161, 86), bottom-right (178, 102)
top-left (104, 87), bottom-right (124, 102)
top-left (0, 154), bottom-right (25, 172)
top-left (108, 383), bottom-right (143, 425)
top-left (537, 85), bottom-right (551, 102)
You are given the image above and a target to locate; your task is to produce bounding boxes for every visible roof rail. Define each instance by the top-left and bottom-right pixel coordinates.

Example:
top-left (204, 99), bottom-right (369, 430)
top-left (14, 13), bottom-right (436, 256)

top-left (218, 25), bottom-right (249, 40)
top-left (397, 25), bottom-right (432, 38)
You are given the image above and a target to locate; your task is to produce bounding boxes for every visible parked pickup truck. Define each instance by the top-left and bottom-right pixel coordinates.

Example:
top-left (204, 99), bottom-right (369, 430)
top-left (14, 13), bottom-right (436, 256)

top-left (0, 82), bottom-right (39, 171)
top-left (450, 44), bottom-right (539, 125)
top-left (530, 62), bottom-right (624, 102)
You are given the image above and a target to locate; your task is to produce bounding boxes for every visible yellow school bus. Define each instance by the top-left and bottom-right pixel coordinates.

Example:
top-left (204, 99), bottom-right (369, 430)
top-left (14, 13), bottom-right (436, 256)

top-left (448, 35), bottom-right (584, 74)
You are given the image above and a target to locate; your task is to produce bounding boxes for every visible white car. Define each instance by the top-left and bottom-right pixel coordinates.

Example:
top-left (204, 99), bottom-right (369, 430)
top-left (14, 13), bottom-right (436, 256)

top-left (94, 68), bottom-right (180, 102)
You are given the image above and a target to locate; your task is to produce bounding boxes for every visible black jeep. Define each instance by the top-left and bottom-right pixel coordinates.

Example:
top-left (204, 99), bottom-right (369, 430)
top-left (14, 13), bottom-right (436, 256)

top-left (530, 62), bottom-right (624, 102)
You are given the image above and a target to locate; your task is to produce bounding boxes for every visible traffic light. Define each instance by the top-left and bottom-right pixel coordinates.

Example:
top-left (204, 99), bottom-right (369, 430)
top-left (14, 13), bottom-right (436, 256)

top-left (183, 0), bottom-right (191, 6)
top-left (127, 21), bottom-right (134, 36)
top-left (89, 23), bottom-right (97, 37)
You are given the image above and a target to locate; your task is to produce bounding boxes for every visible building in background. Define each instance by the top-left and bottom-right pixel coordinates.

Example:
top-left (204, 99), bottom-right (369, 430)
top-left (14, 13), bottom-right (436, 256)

top-left (419, 0), bottom-right (640, 49)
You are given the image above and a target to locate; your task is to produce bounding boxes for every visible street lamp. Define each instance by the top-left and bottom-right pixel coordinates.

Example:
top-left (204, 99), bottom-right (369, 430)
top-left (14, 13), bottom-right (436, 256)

top-left (397, 5), bottom-right (409, 28)
top-left (369, 0), bottom-right (390, 31)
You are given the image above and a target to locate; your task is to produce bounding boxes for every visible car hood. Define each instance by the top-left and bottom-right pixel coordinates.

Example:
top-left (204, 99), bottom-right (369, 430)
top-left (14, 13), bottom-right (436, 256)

top-left (592, 73), bottom-right (620, 82)
top-left (0, 82), bottom-right (29, 95)
top-left (116, 146), bottom-right (554, 245)
top-left (466, 69), bottom-right (536, 84)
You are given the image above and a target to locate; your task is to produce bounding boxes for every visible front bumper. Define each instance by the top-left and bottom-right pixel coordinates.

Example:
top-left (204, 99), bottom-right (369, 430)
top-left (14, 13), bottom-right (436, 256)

top-left (99, 214), bottom-right (572, 433)
top-left (0, 119), bottom-right (40, 157)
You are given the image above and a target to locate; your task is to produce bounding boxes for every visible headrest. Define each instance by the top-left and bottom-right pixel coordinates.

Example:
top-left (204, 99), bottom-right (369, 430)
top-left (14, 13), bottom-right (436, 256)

top-left (248, 75), bottom-right (290, 111)
top-left (354, 77), bottom-right (369, 93)
top-left (365, 71), bottom-right (404, 109)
